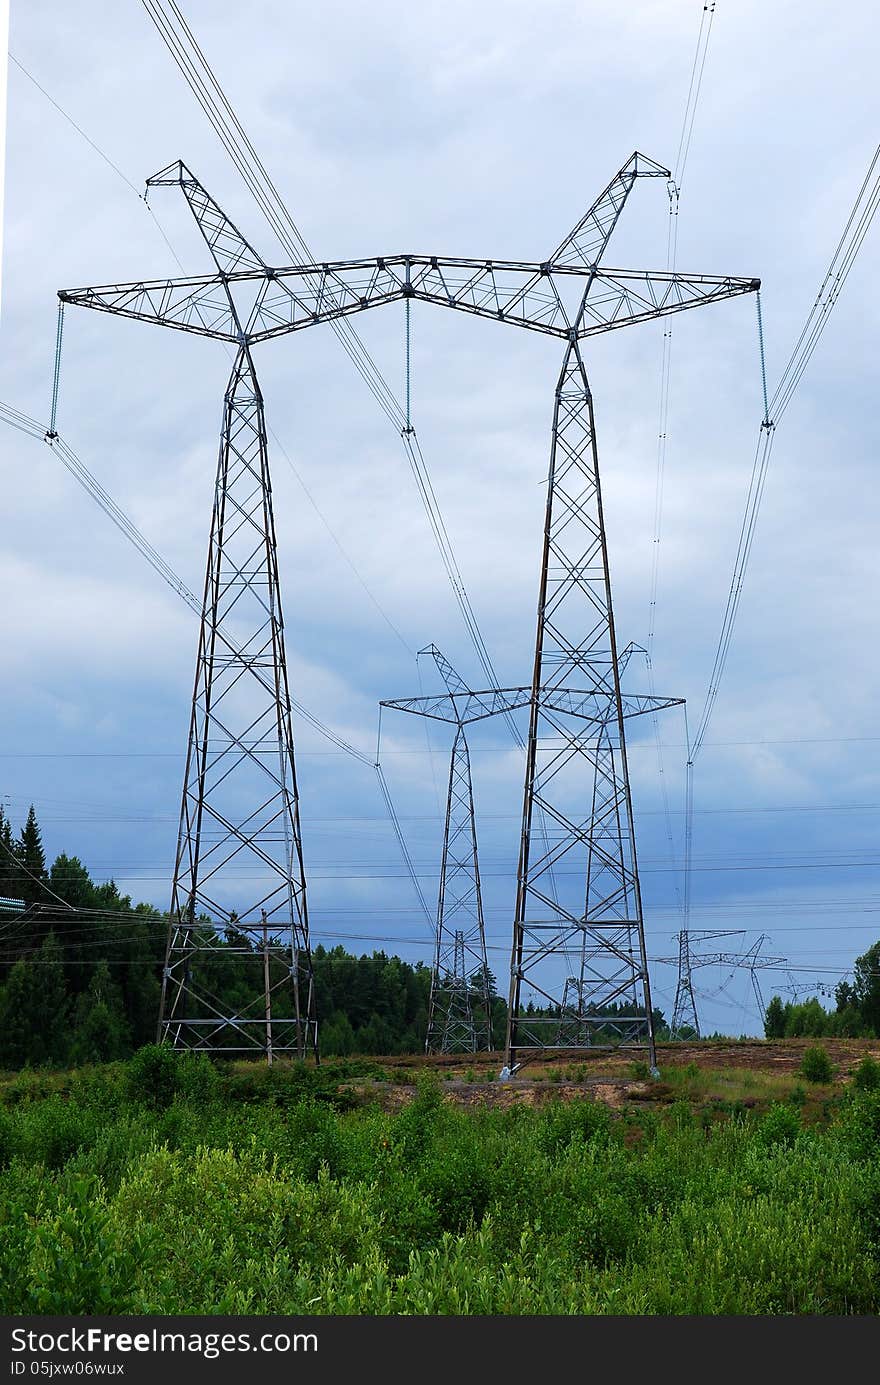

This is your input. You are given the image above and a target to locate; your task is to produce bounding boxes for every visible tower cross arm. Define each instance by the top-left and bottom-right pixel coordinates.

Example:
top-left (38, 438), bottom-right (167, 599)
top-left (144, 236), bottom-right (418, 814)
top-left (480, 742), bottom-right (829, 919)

top-left (380, 687), bottom-right (534, 726)
top-left (660, 952), bottom-right (788, 969)
top-left (58, 259), bottom-right (759, 347)
top-left (381, 688), bottom-right (684, 726)
top-left (576, 269), bottom-right (761, 337)
top-left (58, 275), bottom-right (240, 342)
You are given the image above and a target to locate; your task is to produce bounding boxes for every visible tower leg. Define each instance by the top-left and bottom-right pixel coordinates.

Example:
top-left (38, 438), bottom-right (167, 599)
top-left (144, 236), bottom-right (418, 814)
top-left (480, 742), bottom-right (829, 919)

top-left (505, 340), bottom-right (656, 1071)
top-left (158, 347), bottom-right (317, 1060)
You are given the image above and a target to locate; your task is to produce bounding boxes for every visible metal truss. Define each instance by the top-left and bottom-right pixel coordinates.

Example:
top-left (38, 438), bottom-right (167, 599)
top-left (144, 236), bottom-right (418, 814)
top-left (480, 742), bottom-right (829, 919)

top-left (669, 929), bottom-right (744, 1038)
top-left (383, 649), bottom-right (682, 1056)
top-left (60, 158), bottom-right (757, 347)
top-left (662, 933), bottom-right (787, 1037)
top-left (60, 150), bottom-right (758, 1068)
top-left (60, 168), bottom-right (319, 1060)
top-left (382, 646), bottom-right (494, 1053)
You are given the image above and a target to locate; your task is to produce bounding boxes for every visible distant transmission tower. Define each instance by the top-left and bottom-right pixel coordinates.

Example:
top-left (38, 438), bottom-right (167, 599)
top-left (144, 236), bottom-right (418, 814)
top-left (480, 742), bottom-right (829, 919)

top-left (663, 933), bottom-right (787, 1036)
top-left (382, 645), bottom-right (494, 1052)
top-left (60, 151), bottom-right (758, 1065)
top-left (437, 930), bottom-right (480, 1053)
top-left (382, 643), bottom-right (682, 1053)
top-left (671, 929), bottom-right (743, 1037)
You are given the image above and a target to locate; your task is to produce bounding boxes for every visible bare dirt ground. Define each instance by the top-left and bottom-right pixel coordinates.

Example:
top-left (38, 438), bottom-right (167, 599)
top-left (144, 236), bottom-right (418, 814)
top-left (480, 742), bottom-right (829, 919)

top-left (340, 1038), bottom-right (880, 1113)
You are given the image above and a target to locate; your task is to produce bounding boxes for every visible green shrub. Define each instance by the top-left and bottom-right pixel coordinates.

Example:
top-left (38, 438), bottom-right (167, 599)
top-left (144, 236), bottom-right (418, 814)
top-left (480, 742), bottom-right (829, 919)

top-left (801, 1045), bottom-right (833, 1083)
top-left (392, 1076), bottom-right (446, 1162)
top-left (756, 1102), bottom-right (802, 1149)
top-left (23, 1176), bottom-right (146, 1314)
top-left (126, 1045), bottom-right (181, 1109)
top-left (416, 1126), bottom-right (495, 1234)
top-left (5, 1058), bottom-right (880, 1315)
top-left (281, 1098), bottom-right (345, 1181)
top-left (539, 1097), bottom-right (611, 1154)
top-left (853, 1056), bottom-right (880, 1092)
top-left (176, 1054), bottom-right (220, 1104)
top-left (0, 1108), bottom-right (14, 1169)
top-left (16, 1096), bottom-right (101, 1170)
top-left (836, 1090), bottom-right (880, 1161)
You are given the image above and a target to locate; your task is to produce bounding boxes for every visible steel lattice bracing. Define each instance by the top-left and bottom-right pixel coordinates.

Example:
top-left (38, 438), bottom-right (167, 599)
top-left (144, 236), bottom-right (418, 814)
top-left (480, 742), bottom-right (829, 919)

top-left (505, 331), bottom-right (662, 1067)
top-left (431, 725), bottom-right (492, 1053)
top-left (60, 150), bottom-right (758, 1068)
top-left (661, 932), bottom-right (787, 1038)
top-left (501, 151), bottom-right (755, 1073)
top-left (159, 344), bottom-right (316, 1056)
top-left (382, 663), bottom-right (683, 1056)
top-left (433, 931), bottom-right (478, 1052)
top-left (61, 166), bottom-right (318, 1060)
top-left (671, 928), bottom-right (702, 1038)
top-left (383, 647), bottom-right (494, 1053)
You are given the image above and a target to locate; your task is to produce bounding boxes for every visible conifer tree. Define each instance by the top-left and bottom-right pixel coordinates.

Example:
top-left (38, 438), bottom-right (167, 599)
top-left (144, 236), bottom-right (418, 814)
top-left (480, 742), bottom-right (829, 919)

top-left (18, 805), bottom-right (47, 906)
top-left (70, 960), bottom-right (131, 1064)
top-left (0, 807), bottom-right (18, 898)
top-left (0, 930), bottom-right (69, 1066)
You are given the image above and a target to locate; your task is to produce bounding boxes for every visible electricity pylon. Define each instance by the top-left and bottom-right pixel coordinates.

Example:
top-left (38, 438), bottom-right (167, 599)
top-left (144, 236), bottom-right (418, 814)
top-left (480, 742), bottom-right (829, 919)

top-left (398, 644), bottom-right (493, 1052)
top-left (670, 929), bottom-right (745, 1037)
top-left (382, 641), bottom-right (683, 1053)
top-left (60, 151), bottom-right (758, 1066)
top-left (661, 933), bottom-right (787, 1036)
top-left (502, 160), bottom-right (758, 1075)
top-left (438, 930), bottom-right (481, 1053)
top-left (59, 163), bottom-right (319, 1058)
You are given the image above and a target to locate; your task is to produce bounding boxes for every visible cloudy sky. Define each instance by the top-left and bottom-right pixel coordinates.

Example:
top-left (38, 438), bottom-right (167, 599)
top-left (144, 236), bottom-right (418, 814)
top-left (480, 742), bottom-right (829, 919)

top-left (2, 0), bottom-right (878, 1036)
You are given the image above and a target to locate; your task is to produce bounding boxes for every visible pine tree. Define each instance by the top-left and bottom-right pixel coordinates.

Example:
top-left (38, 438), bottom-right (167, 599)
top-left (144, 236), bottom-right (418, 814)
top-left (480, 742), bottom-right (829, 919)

top-left (70, 960), bottom-right (131, 1064)
top-left (18, 805), bottom-right (47, 906)
top-left (764, 995), bottom-right (787, 1039)
top-left (0, 807), bottom-right (19, 899)
top-left (0, 930), bottom-right (69, 1066)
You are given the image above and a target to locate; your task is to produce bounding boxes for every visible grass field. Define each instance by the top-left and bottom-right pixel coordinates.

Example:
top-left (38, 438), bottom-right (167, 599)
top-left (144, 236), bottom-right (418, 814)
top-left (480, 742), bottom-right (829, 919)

top-left (2, 1041), bottom-right (880, 1315)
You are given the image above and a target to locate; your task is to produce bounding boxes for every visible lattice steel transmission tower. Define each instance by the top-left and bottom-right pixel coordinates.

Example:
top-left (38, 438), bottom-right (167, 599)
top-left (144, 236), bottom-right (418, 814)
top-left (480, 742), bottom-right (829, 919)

top-left (382, 642), bottom-right (683, 1053)
top-left (670, 929), bottom-right (743, 1037)
top-left (60, 151), bottom-right (758, 1065)
top-left (663, 933), bottom-right (787, 1036)
top-left (501, 158), bottom-right (758, 1074)
top-left (439, 931), bottom-right (480, 1053)
top-left (59, 163), bottom-right (319, 1059)
top-left (381, 645), bottom-right (494, 1052)
top-left (672, 927), bottom-right (701, 1038)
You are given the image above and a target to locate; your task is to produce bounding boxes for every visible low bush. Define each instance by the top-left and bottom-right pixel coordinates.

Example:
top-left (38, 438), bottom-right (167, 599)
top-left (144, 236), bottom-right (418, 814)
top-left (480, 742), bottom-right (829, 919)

top-left (801, 1045), bottom-right (833, 1084)
top-left (125, 1045), bottom-right (182, 1109)
top-left (2, 1062), bottom-right (880, 1314)
top-left (852, 1055), bottom-right (880, 1092)
top-left (756, 1102), bottom-right (802, 1149)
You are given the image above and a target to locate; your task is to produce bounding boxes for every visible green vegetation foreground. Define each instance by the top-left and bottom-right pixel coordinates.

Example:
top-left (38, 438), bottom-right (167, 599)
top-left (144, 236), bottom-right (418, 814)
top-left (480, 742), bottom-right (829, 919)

top-left (2, 1052), bottom-right (880, 1314)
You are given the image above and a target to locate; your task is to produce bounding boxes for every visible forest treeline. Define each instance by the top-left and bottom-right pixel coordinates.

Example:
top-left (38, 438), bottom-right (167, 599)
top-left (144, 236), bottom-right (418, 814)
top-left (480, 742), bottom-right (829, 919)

top-left (763, 955), bottom-right (880, 1040)
top-left (0, 804), bottom-right (449, 1066)
top-left (5, 804), bottom-right (874, 1069)
top-left (0, 805), bottom-right (672, 1067)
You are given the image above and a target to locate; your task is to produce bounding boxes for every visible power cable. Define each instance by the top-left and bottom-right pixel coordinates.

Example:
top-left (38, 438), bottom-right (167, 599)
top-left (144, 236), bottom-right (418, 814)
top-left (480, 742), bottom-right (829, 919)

top-left (139, 0), bottom-right (530, 754)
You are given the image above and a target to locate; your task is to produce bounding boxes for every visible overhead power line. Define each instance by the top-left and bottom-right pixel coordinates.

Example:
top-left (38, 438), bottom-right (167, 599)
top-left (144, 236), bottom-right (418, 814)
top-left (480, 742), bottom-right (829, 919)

top-left (690, 141), bottom-right (880, 760)
top-left (0, 400), bottom-right (375, 769)
top-left (139, 0), bottom-right (513, 720)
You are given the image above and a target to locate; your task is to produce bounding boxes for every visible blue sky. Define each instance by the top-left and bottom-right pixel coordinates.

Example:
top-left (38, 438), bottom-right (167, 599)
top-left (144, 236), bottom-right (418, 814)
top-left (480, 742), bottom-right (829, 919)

top-left (2, 0), bottom-right (879, 1035)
